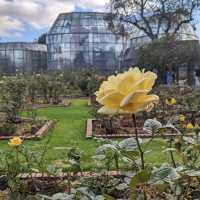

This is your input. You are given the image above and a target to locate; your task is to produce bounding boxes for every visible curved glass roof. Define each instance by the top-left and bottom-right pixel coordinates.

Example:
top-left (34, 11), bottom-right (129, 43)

top-left (49, 12), bottom-right (112, 34)
top-left (47, 12), bottom-right (130, 71)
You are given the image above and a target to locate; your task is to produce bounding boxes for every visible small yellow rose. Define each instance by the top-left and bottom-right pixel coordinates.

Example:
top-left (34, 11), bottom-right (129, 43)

top-left (8, 137), bottom-right (23, 147)
top-left (186, 123), bottom-right (194, 130)
top-left (179, 115), bottom-right (185, 122)
top-left (165, 98), bottom-right (176, 106)
top-left (95, 67), bottom-right (159, 114)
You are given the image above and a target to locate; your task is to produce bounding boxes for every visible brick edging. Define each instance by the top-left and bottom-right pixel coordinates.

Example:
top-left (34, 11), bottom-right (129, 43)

top-left (86, 119), bottom-right (94, 138)
top-left (19, 171), bottom-right (125, 180)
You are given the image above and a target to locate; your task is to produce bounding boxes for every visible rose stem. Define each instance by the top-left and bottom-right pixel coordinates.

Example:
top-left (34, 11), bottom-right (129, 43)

top-left (132, 114), bottom-right (145, 170)
top-left (169, 136), bottom-right (177, 168)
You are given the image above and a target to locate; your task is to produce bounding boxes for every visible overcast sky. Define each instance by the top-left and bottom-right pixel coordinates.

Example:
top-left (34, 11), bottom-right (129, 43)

top-left (0, 0), bottom-right (199, 42)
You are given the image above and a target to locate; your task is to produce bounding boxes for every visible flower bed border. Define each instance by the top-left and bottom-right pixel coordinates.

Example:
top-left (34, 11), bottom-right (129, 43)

top-left (18, 171), bottom-right (124, 180)
top-left (0, 120), bottom-right (54, 140)
top-left (86, 119), bottom-right (182, 139)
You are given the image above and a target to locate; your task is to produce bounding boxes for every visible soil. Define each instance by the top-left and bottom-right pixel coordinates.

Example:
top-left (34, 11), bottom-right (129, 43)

top-left (92, 115), bottom-right (150, 136)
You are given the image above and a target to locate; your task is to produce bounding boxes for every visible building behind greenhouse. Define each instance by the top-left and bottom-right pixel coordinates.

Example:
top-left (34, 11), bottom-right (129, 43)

top-left (0, 42), bottom-right (47, 75)
top-left (46, 12), bottom-right (130, 72)
top-left (125, 18), bottom-right (199, 66)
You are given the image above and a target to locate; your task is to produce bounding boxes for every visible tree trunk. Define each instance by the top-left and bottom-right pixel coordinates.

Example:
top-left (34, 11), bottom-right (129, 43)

top-left (187, 61), bottom-right (195, 86)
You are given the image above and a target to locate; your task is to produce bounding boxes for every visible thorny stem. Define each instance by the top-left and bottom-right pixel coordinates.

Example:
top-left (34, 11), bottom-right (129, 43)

top-left (16, 147), bottom-right (19, 165)
top-left (132, 114), bottom-right (145, 170)
top-left (169, 137), bottom-right (177, 168)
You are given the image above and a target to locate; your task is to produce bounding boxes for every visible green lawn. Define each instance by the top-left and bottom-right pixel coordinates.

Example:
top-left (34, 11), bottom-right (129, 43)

top-left (0, 99), bottom-right (172, 170)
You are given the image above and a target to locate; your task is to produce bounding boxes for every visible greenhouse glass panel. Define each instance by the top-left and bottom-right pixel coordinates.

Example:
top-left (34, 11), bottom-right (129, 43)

top-left (0, 42), bottom-right (47, 75)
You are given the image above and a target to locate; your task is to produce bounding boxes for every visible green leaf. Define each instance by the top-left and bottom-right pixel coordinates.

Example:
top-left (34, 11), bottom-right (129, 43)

top-left (52, 193), bottom-right (74, 200)
top-left (103, 194), bottom-right (116, 200)
top-left (152, 167), bottom-right (173, 180)
top-left (183, 137), bottom-right (195, 144)
top-left (152, 165), bottom-right (180, 182)
top-left (154, 181), bottom-right (169, 192)
top-left (119, 138), bottom-right (137, 150)
top-left (31, 168), bottom-right (39, 173)
top-left (143, 118), bottom-right (162, 134)
top-left (130, 170), bottom-right (151, 200)
top-left (185, 170), bottom-right (200, 177)
top-left (122, 150), bottom-right (139, 160)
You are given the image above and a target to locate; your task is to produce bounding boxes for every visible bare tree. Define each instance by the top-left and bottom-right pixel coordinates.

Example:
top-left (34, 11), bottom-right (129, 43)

top-left (106, 0), bottom-right (200, 41)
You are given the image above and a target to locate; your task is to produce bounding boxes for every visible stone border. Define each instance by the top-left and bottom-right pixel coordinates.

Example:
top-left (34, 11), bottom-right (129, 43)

top-left (86, 119), bottom-right (94, 138)
top-left (86, 119), bottom-right (181, 139)
top-left (0, 121), bottom-right (54, 140)
top-left (19, 171), bottom-right (124, 180)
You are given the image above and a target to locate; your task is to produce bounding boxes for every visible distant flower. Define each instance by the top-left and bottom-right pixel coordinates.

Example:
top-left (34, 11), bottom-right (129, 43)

top-left (95, 67), bottom-right (159, 115)
top-left (186, 123), bottom-right (194, 130)
top-left (179, 115), bottom-right (185, 122)
top-left (8, 137), bottom-right (23, 148)
top-left (165, 98), bottom-right (176, 106)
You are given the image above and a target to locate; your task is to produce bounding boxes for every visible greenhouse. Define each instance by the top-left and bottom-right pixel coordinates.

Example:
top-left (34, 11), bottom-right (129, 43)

top-left (46, 12), bottom-right (130, 71)
top-left (0, 42), bottom-right (47, 74)
top-left (1, 0), bottom-right (200, 198)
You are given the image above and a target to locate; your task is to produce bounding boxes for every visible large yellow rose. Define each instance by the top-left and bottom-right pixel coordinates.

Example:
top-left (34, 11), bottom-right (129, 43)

top-left (8, 137), bottom-right (23, 148)
top-left (95, 67), bottom-right (159, 114)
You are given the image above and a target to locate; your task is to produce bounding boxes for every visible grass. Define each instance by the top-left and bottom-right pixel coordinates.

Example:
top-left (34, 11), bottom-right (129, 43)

top-left (0, 99), bottom-right (173, 170)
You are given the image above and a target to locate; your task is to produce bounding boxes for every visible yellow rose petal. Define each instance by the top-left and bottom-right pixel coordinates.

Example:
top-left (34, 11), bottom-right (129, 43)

top-left (122, 94), bottom-right (159, 113)
top-left (120, 89), bottom-right (150, 108)
top-left (97, 106), bottom-right (119, 115)
top-left (117, 68), bottom-right (142, 95)
top-left (98, 92), bottom-right (124, 109)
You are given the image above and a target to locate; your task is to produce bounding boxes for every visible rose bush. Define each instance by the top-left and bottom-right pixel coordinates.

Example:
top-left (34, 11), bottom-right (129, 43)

top-left (96, 67), bottom-right (159, 114)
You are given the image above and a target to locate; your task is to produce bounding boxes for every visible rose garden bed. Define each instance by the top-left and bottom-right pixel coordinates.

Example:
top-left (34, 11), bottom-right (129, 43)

top-left (0, 171), bottom-right (130, 199)
top-left (86, 117), bottom-right (182, 139)
top-left (0, 118), bottom-right (54, 140)
top-left (0, 170), bottom-right (199, 199)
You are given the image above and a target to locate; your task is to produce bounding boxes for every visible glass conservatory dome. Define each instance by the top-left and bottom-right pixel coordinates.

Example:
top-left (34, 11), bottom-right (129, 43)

top-left (46, 12), bottom-right (130, 71)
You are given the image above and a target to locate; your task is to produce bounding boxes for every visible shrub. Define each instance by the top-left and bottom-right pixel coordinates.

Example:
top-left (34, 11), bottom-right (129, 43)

top-left (0, 123), bottom-right (17, 136)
